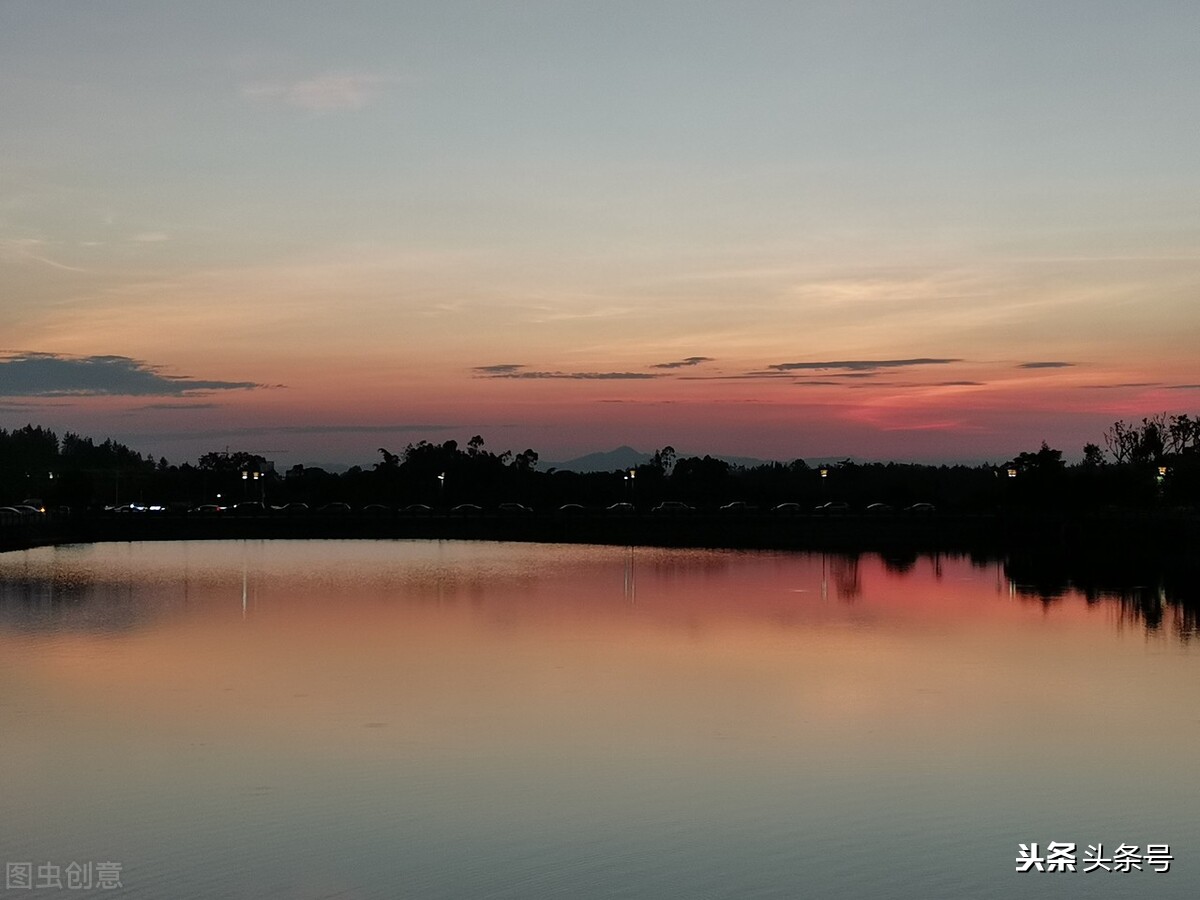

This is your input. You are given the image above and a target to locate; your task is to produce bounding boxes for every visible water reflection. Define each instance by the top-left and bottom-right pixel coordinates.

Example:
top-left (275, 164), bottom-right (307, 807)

top-left (1005, 547), bottom-right (1200, 639)
top-left (1, 540), bottom-right (1198, 900)
top-left (623, 544), bottom-right (635, 604)
top-left (0, 540), bottom-right (1197, 640)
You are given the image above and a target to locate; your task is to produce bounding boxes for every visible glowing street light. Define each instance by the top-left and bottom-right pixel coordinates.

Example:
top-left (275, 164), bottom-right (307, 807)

top-left (241, 469), bottom-right (264, 503)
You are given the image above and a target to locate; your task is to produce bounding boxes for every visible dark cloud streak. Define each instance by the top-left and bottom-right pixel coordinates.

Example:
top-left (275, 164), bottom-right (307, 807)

top-left (137, 402), bottom-right (223, 410)
top-left (769, 358), bottom-right (961, 372)
top-left (477, 368), bottom-right (662, 380)
top-left (651, 356), bottom-right (713, 369)
top-left (1079, 382), bottom-right (1161, 389)
top-left (0, 352), bottom-right (265, 397)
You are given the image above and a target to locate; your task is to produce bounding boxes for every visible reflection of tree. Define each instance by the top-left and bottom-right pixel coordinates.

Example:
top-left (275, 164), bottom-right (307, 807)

top-left (1006, 548), bottom-right (1200, 640)
top-left (830, 554), bottom-right (860, 600)
top-left (0, 575), bottom-right (156, 634)
top-left (882, 550), bottom-right (918, 574)
top-left (1166, 604), bottom-right (1200, 642)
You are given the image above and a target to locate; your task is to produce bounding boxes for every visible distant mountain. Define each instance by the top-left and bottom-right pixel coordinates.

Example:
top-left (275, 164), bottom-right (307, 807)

top-left (545, 446), bottom-right (650, 473)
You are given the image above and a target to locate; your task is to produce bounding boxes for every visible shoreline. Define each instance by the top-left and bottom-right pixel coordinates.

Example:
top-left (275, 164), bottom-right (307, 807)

top-left (3, 508), bottom-right (1196, 557)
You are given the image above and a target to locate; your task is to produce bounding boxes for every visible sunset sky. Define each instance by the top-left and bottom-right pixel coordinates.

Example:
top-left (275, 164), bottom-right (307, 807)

top-left (2, 1), bottom-right (1198, 467)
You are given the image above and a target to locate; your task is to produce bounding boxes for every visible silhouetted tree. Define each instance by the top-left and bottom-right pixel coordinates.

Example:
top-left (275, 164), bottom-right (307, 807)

top-left (1103, 415), bottom-right (1176, 466)
top-left (375, 448), bottom-right (401, 470)
top-left (1103, 420), bottom-right (1140, 465)
top-left (5, 416), bottom-right (1199, 514)
top-left (1166, 414), bottom-right (1199, 455)
top-left (1132, 415), bottom-right (1167, 465)
top-left (649, 446), bottom-right (676, 475)
top-left (671, 455), bottom-right (732, 502)
top-left (0, 424), bottom-right (59, 472)
top-left (197, 450), bottom-right (268, 473)
top-left (511, 449), bottom-right (538, 472)
top-left (1081, 443), bottom-right (1105, 468)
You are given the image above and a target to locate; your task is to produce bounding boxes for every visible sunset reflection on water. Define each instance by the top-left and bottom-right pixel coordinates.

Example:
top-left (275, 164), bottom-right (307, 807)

top-left (1, 540), bottom-right (1195, 899)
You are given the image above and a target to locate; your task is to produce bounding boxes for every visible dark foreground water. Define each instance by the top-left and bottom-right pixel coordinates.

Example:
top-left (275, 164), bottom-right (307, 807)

top-left (0, 540), bottom-right (1196, 899)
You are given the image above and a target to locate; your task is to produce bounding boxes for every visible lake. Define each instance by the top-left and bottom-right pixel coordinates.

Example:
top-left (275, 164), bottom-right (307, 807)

top-left (1, 539), bottom-right (1196, 899)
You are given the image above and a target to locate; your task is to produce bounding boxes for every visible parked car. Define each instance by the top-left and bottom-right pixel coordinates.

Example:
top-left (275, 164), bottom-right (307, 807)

top-left (652, 501), bottom-right (694, 515)
top-left (497, 502), bottom-right (532, 514)
top-left (771, 502), bottom-right (802, 515)
top-left (557, 503), bottom-right (587, 515)
top-left (318, 502), bottom-right (352, 514)
top-left (451, 503), bottom-right (483, 515)
top-left (815, 501), bottom-right (851, 514)
top-left (905, 502), bottom-right (937, 514)
top-left (362, 503), bottom-right (392, 515)
top-left (719, 501), bottom-right (753, 513)
top-left (606, 502), bottom-right (635, 515)
top-left (401, 503), bottom-right (432, 516)
top-left (865, 502), bottom-right (894, 514)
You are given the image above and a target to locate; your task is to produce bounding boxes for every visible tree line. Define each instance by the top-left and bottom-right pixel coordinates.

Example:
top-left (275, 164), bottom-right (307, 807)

top-left (1, 414), bottom-right (1197, 513)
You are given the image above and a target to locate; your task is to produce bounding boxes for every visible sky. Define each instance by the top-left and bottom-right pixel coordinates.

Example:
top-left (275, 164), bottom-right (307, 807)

top-left (2, 1), bottom-right (1198, 468)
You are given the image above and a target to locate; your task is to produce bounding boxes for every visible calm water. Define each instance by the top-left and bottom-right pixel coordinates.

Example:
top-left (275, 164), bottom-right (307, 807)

top-left (0, 540), bottom-right (1196, 899)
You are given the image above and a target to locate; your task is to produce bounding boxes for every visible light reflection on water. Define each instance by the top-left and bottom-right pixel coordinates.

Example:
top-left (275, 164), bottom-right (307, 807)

top-left (0, 540), bottom-right (1196, 899)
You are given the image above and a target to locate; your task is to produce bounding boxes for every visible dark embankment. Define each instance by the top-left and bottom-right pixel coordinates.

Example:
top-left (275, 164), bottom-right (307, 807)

top-left (2, 508), bottom-right (1196, 559)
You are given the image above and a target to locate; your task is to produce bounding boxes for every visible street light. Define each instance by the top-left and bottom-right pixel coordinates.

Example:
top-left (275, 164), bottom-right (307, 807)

top-left (242, 469), bottom-right (264, 503)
